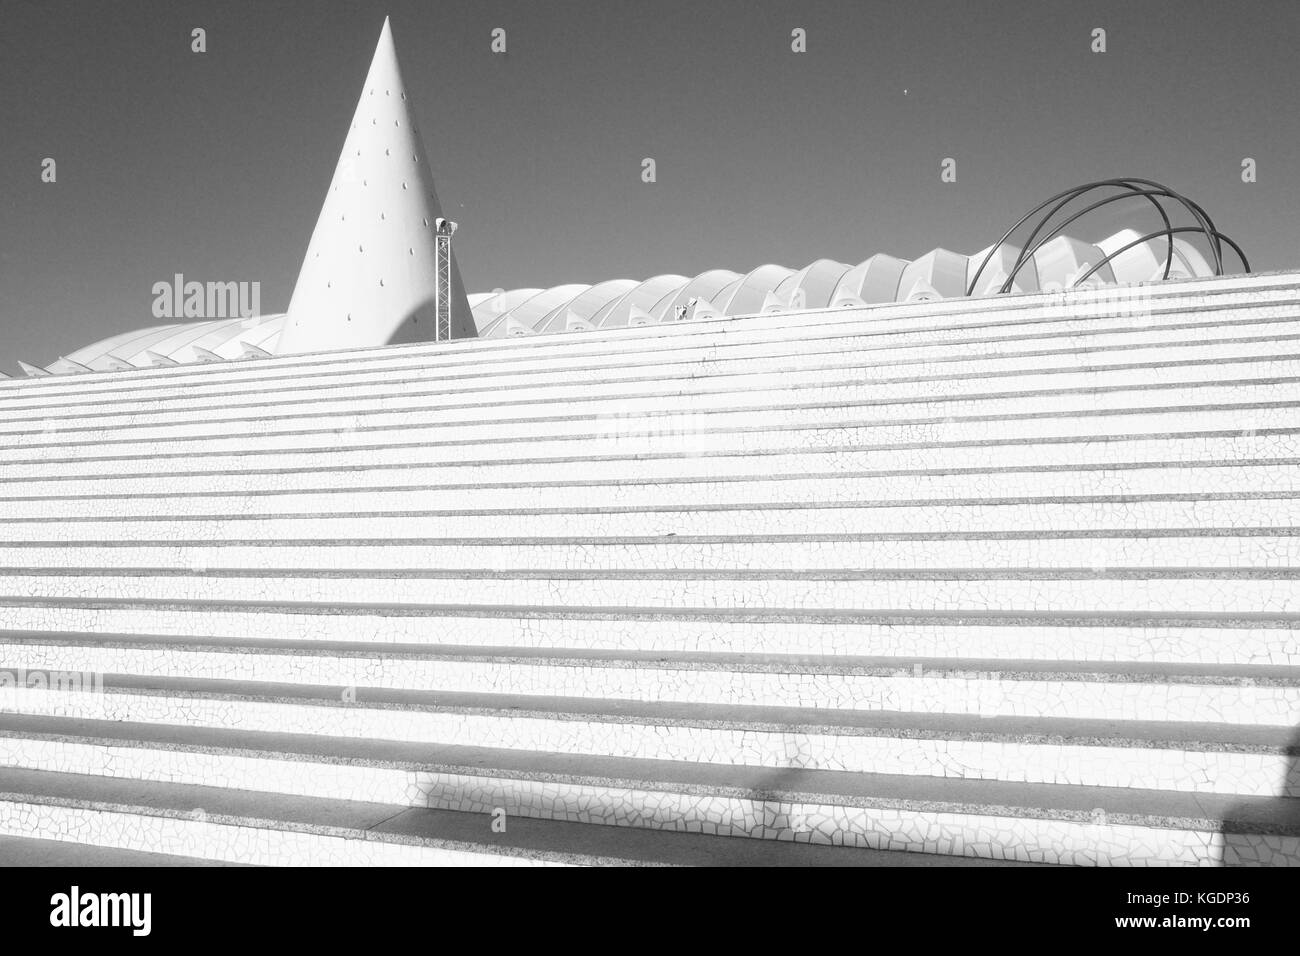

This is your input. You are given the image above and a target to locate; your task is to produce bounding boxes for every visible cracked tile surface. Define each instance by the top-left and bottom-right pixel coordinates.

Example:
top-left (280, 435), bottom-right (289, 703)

top-left (0, 274), bottom-right (1298, 864)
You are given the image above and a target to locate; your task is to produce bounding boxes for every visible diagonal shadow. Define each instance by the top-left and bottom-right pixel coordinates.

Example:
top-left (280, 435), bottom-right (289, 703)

top-left (1219, 721), bottom-right (1300, 866)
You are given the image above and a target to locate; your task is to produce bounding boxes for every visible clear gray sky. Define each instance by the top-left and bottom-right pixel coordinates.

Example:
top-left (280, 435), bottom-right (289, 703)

top-left (2, 0), bottom-right (1297, 366)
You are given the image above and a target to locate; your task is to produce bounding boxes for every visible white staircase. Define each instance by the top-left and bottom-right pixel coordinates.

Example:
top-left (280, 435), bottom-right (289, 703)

top-left (0, 272), bottom-right (1298, 866)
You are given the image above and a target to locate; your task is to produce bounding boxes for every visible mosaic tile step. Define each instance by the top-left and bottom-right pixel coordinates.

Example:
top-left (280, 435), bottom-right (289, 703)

top-left (1, 532), bottom-right (1296, 573)
top-left (14, 373), bottom-right (1300, 455)
top-left (3, 639), bottom-right (1298, 724)
top-left (5, 312), bottom-right (1294, 421)
top-left (3, 493), bottom-right (1297, 536)
top-left (3, 604), bottom-right (1297, 664)
top-left (2, 273), bottom-right (1297, 865)
top-left (4, 567), bottom-right (1299, 616)
top-left (178, 516), bottom-right (1248, 550)
top-left (9, 395), bottom-right (1300, 475)
top-left (10, 333), bottom-right (1300, 442)
top-left (7, 696), bottom-right (1297, 757)
top-left (12, 348), bottom-right (1300, 442)
top-left (0, 769), bottom-right (565, 866)
top-left (0, 767), bottom-right (988, 866)
top-left (3, 278), bottom-right (1291, 409)
top-left (7, 425), bottom-right (1299, 492)
top-left (0, 733), bottom-right (1291, 865)
top-left (7, 450), bottom-right (1300, 520)
top-left (10, 348), bottom-right (1300, 473)
top-left (0, 834), bottom-right (244, 865)
top-left (4, 456), bottom-right (1299, 508)
top-left (1, 688), bottom-right (1294, 795)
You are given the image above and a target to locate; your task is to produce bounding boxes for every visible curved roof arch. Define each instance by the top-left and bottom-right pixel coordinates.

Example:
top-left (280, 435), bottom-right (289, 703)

top-left (708, 276), bottom-right (746, 313)
top-left (715, 264), bottom-right (795, 316)
top-left (832, 254), bottom-right (909, 304)
top-left (195, 314), bottom-right (287, 357)
top-left (66, 313), bottom-right (288, 370)
top-left (535, 279), bottom-right (639, 333)
top-left (775, 259), bottom-right (852, 310)
top-left (71, 319), bottom-right (229, 368)
top-left (898, 248), bottom-right (970, 300)
top-left (655, 269), bottom-right (742, 322)
top-left (233, 314), bottom-right (287, 353)
top-left (593, 274), bottom-right (689, 328)
top-left (147, 317), bottom-right (257, 363)
top-left (470, 289), bottom-right (545, 335)
top-left (1096, 229), bottom-right (1166, 284)
top-left (483, 284), bottom-right (591, 338)
top-left (1171, 237), bottom-right (1213, 277)
top-left (1033, 236), bottom-right (1116, 290)
top-left (966, 245), bottom-right (1037, 295)
top-left (65, 323), bottom-right (184, 369)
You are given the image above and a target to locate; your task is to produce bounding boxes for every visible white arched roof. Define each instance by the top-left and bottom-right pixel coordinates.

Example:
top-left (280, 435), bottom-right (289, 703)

top-left (593, 275), bottom-right (689, 327)
top-left (481, 284), bottom-right (591, 338)
top-left (65, 314), bottom-right (287, 370)
top-left (833, 254), bottom-right (909, 304)
top-left (966, 245), bottom-right (1038, 295)
top-left (64, 323), bottom-right (183, 370)
top-left (715, 265), bottom-right (795, 315)
top-left (655, 270), bottom-right (742, 321)
top-left (1033, 236), bottom-right (1116, 290)
top-left (775, 259), bottom-right (852, 309)
top-left (535, 279), bottom-right (638, 333)
top-left (471, 289), bottom-right (545, 335)
top-left (898, 249), bottom-right (970, 300)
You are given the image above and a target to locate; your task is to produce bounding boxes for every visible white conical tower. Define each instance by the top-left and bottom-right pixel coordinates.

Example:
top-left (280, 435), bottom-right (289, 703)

top-left (278, 17), bottom-right (475, 355)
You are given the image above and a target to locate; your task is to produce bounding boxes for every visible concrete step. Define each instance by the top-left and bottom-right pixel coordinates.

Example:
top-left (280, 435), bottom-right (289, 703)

top-left (0, 835), bottom-right (244, 865)
top-left (0, 697), bottom-right (1293, 797)
top-left (1, 495), bottom-right (1297, 539)
top-left (0, 531), bottom-right (1295, 572)
top-left (3, 605), bottom-right (1296, 663)
top-left (7, 429), bottom-right (1300, 496)
top-left (0, 566), bottom-right (1296, 615)
top-left (0, 767), bottom-right (1021, 866)
top-left (13, 350), bottom-right (1300, 444)
top-left (2, 280), bottom-right (1293, 408)
top-left (2, 431), bottom-right (1298, 513)
top-left (11, 377), bottom-right (1300, 459)
top-left (3, 273), bottom-right (1296, 866)
top-left (9, 329), bottom-right (1300, 430)
top-left (5, 318), bottom-right (1300, 440)
top-left (0, 737), bottom-right (1290, 865)
top-left (2, 642), bottom-right (1297, 724)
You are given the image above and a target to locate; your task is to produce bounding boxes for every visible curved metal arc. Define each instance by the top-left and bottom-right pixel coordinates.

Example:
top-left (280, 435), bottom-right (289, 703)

top-left (1071, 227), bottom-right (1249, 287)
top-left (968, 178), bottom-right (1175, 296)
top-left (1001, 180), bottom-right (1175, 294)
top-left (966, 179), bottom-right (1131, 297)
top-left (1072, 177), bottom-right (1223, 275)
top-left (971, 177), bottom-right (1243, 297)
top-left (999, 186), bottom-right (1179, 294)
top-left (1177, 195), bottom-right (1226, 269)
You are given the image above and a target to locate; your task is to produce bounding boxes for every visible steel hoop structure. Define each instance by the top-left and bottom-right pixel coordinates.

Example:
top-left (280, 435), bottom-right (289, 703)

top-left (965, 179), bottom-right (1248, 297)
top-left (1074, 227), bottom-right (1250, 288)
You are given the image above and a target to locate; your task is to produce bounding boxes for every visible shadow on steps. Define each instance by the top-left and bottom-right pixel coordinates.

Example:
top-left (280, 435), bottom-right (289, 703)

top-left (1220, 722), bottom-right (1300, 866)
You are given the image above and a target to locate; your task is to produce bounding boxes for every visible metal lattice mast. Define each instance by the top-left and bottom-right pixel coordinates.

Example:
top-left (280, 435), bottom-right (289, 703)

top-left (434, 218), bottom-right (457, 341)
